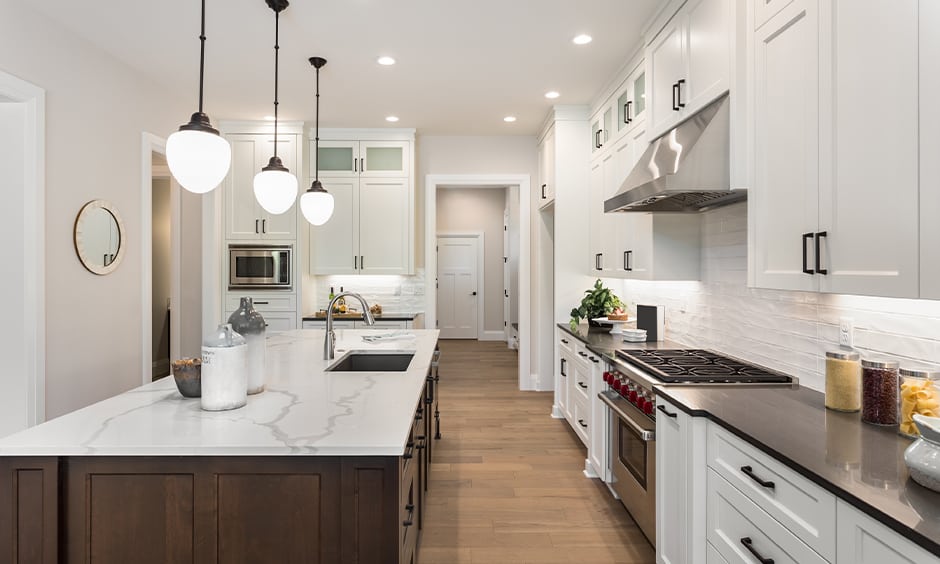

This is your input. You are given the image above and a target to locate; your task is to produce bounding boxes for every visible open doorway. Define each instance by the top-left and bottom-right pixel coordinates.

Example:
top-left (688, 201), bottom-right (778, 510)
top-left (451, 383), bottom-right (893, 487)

top-left (0, 72), bottom-right (45, 436)
top-left (151, 153), bottom-right (173, 379)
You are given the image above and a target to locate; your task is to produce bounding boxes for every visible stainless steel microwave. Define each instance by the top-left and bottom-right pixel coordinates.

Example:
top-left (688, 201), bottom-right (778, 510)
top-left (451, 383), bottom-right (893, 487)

top-left (229, 246), bottom-right (292, 289)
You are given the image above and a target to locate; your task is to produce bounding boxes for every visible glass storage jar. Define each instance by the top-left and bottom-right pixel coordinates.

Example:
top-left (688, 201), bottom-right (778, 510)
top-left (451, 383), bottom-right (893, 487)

top-left (861, 358), bottom-right (900, 426)
top-left (201, 324), bottom-right (248, 412)
top-left (825, 350), bottom-right (861, 412)
top-left (899, 366), bottom-right (940, 438)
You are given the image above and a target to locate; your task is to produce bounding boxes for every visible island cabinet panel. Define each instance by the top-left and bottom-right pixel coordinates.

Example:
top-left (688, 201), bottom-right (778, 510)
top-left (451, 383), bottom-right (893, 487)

top-left (0, 458), bottom-right (58, 564)
top-left (340, 458), bottom-right (402, 564)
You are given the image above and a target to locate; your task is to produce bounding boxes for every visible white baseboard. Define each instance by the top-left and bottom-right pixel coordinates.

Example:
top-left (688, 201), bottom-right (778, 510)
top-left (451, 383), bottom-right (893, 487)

top-left (551, 405), bottom-right (564, 419)
top-left (583, 459), bottom-right (599, 479)
top-left (479, 330), bottom-right (507, 341)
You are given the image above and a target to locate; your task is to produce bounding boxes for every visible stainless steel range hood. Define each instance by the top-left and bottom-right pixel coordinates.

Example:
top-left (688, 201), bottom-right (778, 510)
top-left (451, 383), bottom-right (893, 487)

top-left (604, 93), bottom-right (744, 213)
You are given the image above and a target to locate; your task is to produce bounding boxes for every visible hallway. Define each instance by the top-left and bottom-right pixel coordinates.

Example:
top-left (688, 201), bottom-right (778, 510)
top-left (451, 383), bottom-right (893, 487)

top-left (420, 339), bottom-right (655, 563)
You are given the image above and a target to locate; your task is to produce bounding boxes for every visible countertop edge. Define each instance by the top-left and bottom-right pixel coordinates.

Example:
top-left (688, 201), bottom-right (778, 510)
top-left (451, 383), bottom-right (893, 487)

top-left (654, 386), bottom-right (940, 556)
top-left (303, 313), bottom-right (420, 321)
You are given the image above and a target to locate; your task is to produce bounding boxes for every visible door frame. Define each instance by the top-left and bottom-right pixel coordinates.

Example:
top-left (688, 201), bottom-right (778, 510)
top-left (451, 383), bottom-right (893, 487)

top-left (140, 133), bottom-right (181, 384)
top-left (436, 232), bottom-right (485, 340)
top-left (425, 174), bottom-right (532, 391)
top-left (0, 71), bottom-right (46, 426)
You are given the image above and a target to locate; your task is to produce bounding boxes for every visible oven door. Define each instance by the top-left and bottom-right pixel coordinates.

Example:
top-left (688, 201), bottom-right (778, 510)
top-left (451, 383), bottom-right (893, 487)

top-left (229, 248), bottom-right (292, 288)
top-left (601, 390), bottom-right (656, 546)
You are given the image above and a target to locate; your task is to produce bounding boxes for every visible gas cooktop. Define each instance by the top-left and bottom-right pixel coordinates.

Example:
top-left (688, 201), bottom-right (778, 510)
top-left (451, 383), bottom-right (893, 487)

top-left (615, 349), bottom-right (794, 384)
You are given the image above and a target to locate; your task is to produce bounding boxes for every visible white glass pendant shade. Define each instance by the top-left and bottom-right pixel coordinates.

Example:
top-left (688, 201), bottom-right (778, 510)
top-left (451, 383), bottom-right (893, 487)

top-left (166, 129), bottom-right (232, 194)
top-left (253, 169), bottom-right (298, 214)
top-left (300, 190), bottom-right (334, 226)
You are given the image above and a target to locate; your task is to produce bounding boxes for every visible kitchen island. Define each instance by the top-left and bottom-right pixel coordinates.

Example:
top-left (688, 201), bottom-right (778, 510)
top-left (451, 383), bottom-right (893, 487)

top-left (0, 329), bottom-right (440, 564)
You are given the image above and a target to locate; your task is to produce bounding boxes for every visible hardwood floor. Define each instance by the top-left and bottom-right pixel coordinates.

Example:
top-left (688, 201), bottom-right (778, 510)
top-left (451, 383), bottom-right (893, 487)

top-left (420, 339), bottom-right (655, 564)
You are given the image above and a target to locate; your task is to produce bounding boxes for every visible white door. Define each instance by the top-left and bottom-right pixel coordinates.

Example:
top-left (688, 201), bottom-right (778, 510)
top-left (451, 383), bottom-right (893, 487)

top-left (437, 237), bottom-right (478, 339)
top-left (359, 178), bottom-right (409, 275)
top-left (503, 209), bottom-right (511, 342)
top-left (309, 178), bottom-right (358, 274)
top-left (0, 102), bottom-right (28, 437)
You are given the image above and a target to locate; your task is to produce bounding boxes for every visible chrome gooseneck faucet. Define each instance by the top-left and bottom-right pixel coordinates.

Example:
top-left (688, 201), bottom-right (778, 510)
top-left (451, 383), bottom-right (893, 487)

top-left (324, 292), bottom-right (375, 360)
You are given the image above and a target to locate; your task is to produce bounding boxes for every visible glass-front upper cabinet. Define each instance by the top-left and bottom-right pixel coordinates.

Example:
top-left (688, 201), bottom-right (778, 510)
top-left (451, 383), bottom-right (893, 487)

top-left (314, 140), bottom-right (410, 178)
top-left (617, 67), bottom-right (647, 134)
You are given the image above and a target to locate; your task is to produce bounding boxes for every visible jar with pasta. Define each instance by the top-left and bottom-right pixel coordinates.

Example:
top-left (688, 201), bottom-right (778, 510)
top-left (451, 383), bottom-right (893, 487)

top-left (861, 358), bottom-right (899, 426)
top-left (899, 366), bottom-right (940, 438)
top-left (825, 350), bottom-right (861, 412)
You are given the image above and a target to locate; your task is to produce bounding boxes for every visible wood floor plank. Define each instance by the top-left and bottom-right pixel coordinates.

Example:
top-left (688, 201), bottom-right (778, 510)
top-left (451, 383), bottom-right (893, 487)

top-left (420, 339), bottom-right (654, 563)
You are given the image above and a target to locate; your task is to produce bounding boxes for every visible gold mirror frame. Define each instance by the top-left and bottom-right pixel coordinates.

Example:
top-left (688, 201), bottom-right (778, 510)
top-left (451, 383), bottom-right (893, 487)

top-left (73, 199), bottom-right (127, 276)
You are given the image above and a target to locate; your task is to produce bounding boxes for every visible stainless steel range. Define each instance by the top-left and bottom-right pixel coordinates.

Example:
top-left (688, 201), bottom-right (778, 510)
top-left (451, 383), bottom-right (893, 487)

top-left (598, 349), bottom-right (795, 546)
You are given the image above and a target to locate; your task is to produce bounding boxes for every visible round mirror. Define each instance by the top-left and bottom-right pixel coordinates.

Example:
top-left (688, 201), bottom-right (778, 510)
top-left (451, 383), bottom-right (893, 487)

top-left (74, 199), bottom-right (126, 275)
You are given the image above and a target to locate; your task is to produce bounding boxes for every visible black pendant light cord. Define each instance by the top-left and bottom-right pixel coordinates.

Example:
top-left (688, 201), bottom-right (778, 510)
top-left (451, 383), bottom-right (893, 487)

top-left (272, 8), bottom-right (280, 159)
top-left (314, 62), bottom-right (319, 183)
top-left (198, 0), bottom-right (206, 114)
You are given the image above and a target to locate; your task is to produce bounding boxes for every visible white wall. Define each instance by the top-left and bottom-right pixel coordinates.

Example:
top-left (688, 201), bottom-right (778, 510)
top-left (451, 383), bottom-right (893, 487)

top-left (613, 202), bottom-right (940, 392)
top-left (0, 101), bottom-right (28, 436)
top-left (0, 1), bottom-right (189, 418)
top-left (437, 187), bottom-right (506, 333)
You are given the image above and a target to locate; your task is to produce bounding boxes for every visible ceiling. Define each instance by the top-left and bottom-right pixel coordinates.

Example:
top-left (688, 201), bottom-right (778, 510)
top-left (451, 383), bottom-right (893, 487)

top-left (29, 0), bottom-right (662, 135)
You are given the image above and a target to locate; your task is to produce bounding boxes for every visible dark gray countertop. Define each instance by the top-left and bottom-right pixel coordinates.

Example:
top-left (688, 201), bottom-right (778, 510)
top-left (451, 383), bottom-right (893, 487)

top-left (557, 322), bottom-right (940, 554)
top-left (303, 312), bottom-right (419, 321)
top-left (656, 385), bottom-right (940, 555)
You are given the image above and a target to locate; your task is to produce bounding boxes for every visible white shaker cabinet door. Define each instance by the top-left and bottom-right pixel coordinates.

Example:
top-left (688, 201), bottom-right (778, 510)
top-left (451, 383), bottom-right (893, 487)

top-left (259, 135), bottom-right (298, 239)
top-left (921, 0), bottom-right (940, 299)
top-left (359, 178), bottom-right (410, 275)
top-left (683, 0), bottom-right (730, 114)
top-left (836, 500), bottom-right (940, 564)
top-left (751, 0), bottom-right (820, 292)
top-left (225, 135), bottom-right (263, 240)
top-left (309, 179), bottom-right (358, 275)
top-left (656, 398), bottom-right (687, 564)
top-left (818, 0), bottom-right (919, 298)
top-left (649, 16), bottom-right (686, 136)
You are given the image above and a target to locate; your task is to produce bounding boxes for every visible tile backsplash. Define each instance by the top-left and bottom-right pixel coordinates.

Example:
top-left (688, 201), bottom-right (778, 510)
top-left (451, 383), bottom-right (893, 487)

top-left (311, 269), bottom-right (427, 314)
top-left (610, 202), bottom-right (940, 392)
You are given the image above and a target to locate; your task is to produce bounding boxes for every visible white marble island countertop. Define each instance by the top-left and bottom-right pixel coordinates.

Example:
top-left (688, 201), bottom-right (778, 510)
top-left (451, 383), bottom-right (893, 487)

top-left (0, 329), bottom-right (440, 457)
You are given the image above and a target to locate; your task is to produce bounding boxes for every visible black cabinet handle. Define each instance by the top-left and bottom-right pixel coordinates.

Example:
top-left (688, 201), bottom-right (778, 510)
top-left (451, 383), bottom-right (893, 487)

top-left (578, 351), bottom-right (588, 358)
top-left (814, 231), bottom-right (828, 275)
top-left (740, 465), bottom-right (775, 490)
top-left (672, 82), bottom-right (680, 111)
top-left (656, 405), bottom-right (677, 418)
top-left (254, 301), bottom-right (269, 305)
top-left (262, 219), bottom-right (266, 233)
top-left (561, 339), bottom-right (569, 344)
top-left (560, 358), bottom-right (567, 377)
top-left (255, 219), bottom-right (260, 234)
top-left (623, 250), bottom-right (633, 272)
top-left (802, 233), bottom-right (815, 275)
top-left (577, 419), bottom-right (588, 428)
top-left (403, 503), bottom-right (415, 527)
top-left (353, 158), bottom-right (357, 172)
top-left (403, 443), bottom-right (415, 460)
top-left (578, 382), bottom-right (588, 389)
top-left (626, 101), bottom-right (633, 123)
top-left (677, 79), bottom-right (686, 108)
top-left (360, 256), bottom-right (364, 270)
top-left (589, 356), bottom-right (598, 363)
top-left (541, 184), bottom-right (547, 199)
top-left (354, 256), bottom-right (358, 269)
top-left (360, 157), bottom-right (365, 171)
top-left (595, 253), bottom-right (603, 271)
top-left (740, 537), bottom-right (774, 564)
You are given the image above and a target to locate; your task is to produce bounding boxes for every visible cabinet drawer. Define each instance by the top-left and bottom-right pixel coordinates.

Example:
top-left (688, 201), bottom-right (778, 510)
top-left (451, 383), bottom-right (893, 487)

top-left (706, 541), bottom-right (730, 564)
top-left (707, 424), bottom-right (836, 561)
top-left (366, 320), bottom-right (408, 329)
top-left (707, 469), bottom-right (827, 564)
top-left (225, 293), bottom-right (297, 312)
top-left (572, 364), bottom-right (590, 403)
top-left (558, 332), bottom-right (574, 355)
top-left (302, 320), bottom-right (354, 329)
top-left (572, 394), bottom-right (590, 447)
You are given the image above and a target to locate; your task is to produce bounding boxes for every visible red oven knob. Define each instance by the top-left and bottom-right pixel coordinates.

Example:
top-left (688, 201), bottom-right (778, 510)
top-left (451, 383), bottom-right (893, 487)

top-left (603, 371), bottom-right (611, 383)
top-left (636, 396), bottom-right (647, 410)
top-left (612, 379), bottom-right (621, 392)
top-left (629, 390), bottom-right (638, 403)
top-left (643, 401), bottom-right (654, 415)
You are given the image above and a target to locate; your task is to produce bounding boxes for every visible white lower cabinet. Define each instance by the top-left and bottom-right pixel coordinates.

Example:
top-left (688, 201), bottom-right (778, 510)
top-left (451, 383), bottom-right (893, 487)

top-left (836, 500), bottom-right (938, 564)
top-left (588, 360), bottom-right (610, 481)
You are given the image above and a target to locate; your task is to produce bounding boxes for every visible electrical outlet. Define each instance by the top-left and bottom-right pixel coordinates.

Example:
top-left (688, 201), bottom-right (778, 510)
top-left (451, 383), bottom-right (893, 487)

top-left (839, 317), bottom-right (854, 348)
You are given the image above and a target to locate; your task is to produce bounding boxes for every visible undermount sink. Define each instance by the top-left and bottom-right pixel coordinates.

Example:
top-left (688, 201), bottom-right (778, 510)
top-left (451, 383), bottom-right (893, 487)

top-left (326, 351), bottom-right (415, 372)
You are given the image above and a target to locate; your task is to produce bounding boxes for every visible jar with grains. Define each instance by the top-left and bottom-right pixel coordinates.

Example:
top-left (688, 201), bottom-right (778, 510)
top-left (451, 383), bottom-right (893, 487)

top-left (861, 358), bottom-right (900, 426)
top-left (825, 350), bottom-right (861, 412)
top-left (899, 366), bottom-right (940, 438)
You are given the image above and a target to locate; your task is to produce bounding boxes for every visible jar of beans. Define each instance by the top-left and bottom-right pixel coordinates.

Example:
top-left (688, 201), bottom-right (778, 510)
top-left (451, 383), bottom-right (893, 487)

top-left (861, 358), bottom-right (900, 426)
top-left (825, 350), bottom-right (861, 412)
top-left (898, 366), bottom-right (940, 438)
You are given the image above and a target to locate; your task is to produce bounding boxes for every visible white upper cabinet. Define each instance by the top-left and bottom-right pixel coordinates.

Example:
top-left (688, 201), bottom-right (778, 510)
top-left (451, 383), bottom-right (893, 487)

top-left (648, 0), bottom-right (730, 137)
top-left (308, 129), bottom-right (415, 276)
top-left (538, 125), bottom-right (556, 206)
top-left (751, 0), bottom-right (820, 292)
top-left (921, 0), bottom-right (940, 300)
top-left (223, 132), bottom-right (300, 241)
top-left (817, 0), bottom-right (919, 298)
top-left (616, 69), bottom-right (647, 136)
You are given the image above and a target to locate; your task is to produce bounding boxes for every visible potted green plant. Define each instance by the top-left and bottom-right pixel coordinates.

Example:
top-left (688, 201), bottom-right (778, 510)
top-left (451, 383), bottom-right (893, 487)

top-left (570, 279), bottom-right (624, 328)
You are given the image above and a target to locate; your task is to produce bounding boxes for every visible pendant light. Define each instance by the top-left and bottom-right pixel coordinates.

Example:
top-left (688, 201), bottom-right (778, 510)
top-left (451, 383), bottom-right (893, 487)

top-left (166, 0), bottom-right (232, 194)
top-left (300, 56), bottom-right (335, 226)
top-left (253, 0), bottom-right (298, 215)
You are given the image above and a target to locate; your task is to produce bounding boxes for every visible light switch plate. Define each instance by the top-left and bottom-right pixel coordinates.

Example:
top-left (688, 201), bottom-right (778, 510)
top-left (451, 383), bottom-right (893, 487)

top-left (839, 317), bottom-right (854, 348)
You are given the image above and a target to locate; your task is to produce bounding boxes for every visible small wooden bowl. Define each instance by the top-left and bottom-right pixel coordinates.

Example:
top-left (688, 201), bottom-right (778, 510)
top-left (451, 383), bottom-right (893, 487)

top-left (171, 358), bottom-right (202, 398)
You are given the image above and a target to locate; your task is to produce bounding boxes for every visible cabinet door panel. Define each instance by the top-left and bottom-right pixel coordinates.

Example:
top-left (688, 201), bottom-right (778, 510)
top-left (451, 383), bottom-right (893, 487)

top-left (649, 17), bottom-right (685, 135)
top-left (309, 179), bottom-right (357, 274)
top-left (656, 398), bottom-right (686, 564)
top-left (818, 0), bottom-right (918, 298)
top-left (226, 135), bottom-right (262, 240)
top-left (588, 159), bottom-right (606, 274)
top-left (260, 135), bottom-right (298, 239)
top-left (685, 0), bottom-right (730, 112)
top-left (314, 140), bottom-right (359, 177)
top-left (752, 1), bottom-right (819, 292)
top-left (921, 0), bottom-right (940, 299)
top-left (361, 141), bottom-right (410, 178)
top-left (836, 499), bottom-right (939, 564)
top-left (359, 179), bottom-right (410, 275)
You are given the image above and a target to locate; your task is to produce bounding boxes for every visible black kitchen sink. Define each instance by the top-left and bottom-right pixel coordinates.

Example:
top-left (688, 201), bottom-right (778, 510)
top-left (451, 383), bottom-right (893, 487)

top-left (326, 352), bottom-right (415, 372)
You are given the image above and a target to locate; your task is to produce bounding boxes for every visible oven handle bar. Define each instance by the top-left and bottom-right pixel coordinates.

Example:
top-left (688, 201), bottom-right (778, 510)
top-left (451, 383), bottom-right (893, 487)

top-left (598, 391), bottom-right (655, 442)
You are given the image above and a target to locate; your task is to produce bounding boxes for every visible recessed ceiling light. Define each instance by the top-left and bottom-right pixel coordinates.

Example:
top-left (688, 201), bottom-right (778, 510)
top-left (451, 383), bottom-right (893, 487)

top-left (377, 56), bottom-right (396, 66)
top-left (263, 115), bottom-right (276, 121)
top-left (545, 91), bottom-right (560, 99)
top-left (573, 34), bottom-right (593, 45)
top-left (504, 116), bottom-right (517, 123)
top-left (386, 116), bottom-right (400, 122)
